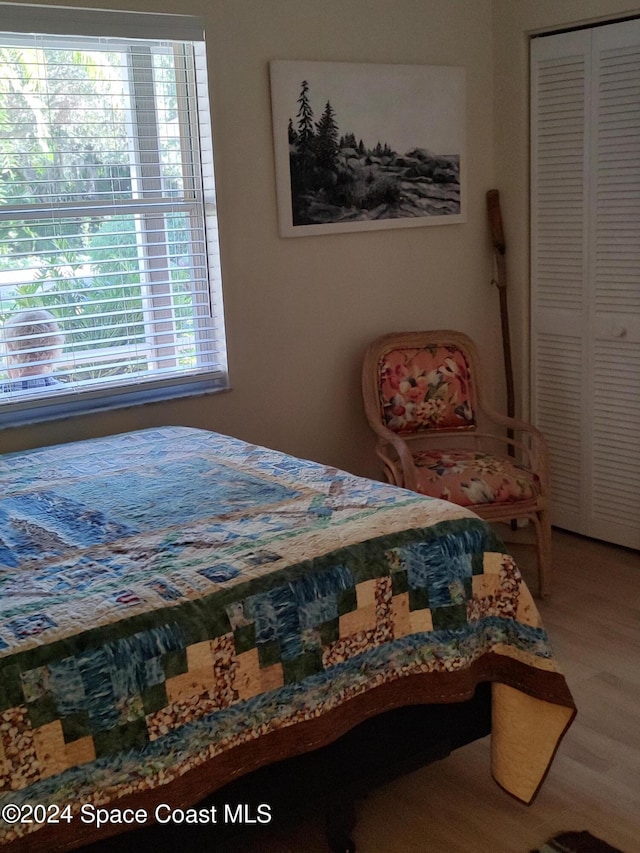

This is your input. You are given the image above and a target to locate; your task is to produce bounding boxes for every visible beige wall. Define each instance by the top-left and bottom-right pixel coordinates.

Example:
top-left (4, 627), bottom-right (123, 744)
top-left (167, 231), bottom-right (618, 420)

top-left (1, 0), bottom-right (498, 477)
top-left (492, 0), bottom-right (640, 417)
top-left (3, 0), bottom-right (638, 479)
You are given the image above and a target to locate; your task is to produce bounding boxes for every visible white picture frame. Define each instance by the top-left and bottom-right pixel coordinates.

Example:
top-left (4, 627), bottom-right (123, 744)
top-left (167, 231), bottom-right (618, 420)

top-left (269, 60), bottom-right (466, 237)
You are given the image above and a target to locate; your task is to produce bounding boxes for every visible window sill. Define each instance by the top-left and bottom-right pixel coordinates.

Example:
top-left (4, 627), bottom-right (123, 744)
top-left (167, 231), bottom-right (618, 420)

top-left (0, 374), bottom-right (230, 429)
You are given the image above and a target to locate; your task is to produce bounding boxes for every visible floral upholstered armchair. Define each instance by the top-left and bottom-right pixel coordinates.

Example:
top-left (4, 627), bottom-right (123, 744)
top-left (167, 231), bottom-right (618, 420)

top-left (362, 330), bottom-right (552, 596)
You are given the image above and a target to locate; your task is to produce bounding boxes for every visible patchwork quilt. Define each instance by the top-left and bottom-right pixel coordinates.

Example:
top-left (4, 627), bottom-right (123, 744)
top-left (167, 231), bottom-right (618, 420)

top-left (0, 427), bottom-right (575, 849)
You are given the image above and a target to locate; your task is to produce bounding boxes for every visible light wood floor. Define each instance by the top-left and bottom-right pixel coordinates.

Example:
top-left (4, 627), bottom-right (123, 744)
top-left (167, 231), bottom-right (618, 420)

top-left (233, 528), bottom-right (639, 853)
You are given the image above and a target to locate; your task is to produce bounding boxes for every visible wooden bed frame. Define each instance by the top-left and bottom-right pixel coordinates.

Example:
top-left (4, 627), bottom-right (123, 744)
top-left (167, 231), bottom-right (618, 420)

top-left (82, 683), bottom-right (491, 852)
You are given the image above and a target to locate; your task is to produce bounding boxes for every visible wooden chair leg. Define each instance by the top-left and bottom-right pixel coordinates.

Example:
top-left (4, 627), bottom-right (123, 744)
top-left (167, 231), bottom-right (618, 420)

top-left (533, 510), bottom-right (552, 598)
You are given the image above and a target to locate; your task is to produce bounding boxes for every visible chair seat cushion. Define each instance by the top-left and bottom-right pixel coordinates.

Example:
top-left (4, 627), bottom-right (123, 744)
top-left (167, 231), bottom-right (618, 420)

top-left (412, 449), bottom-right (540, 506)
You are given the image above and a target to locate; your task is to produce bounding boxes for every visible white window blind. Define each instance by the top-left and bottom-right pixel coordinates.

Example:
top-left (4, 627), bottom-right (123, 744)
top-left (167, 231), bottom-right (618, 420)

top-left (0, 6), bottom-right (227, 423)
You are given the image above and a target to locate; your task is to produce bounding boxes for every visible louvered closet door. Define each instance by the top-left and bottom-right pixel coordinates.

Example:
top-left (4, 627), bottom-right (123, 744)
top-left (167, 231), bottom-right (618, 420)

top-left (531, 31), bottom-right (589, 536)
top-left (590, 22), bottom-right (640, 548)
top-left (531, 21), bottom-right (640, 550)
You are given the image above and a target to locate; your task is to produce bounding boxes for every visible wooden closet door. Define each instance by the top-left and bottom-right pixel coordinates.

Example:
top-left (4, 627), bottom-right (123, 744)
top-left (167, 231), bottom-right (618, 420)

top-left (531, 21), bottom-right (640, 550)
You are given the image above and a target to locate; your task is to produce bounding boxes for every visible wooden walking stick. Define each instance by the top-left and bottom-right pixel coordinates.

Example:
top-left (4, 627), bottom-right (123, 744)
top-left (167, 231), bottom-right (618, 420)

top-left (487, 190), bottom-right (517, 532)
top-left (486, 189), bottom-right (515, 425)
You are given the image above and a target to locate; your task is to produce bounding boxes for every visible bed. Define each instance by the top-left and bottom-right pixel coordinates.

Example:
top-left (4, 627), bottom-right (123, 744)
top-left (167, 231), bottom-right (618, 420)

top-left (0, 426), bottom-right (575, 851)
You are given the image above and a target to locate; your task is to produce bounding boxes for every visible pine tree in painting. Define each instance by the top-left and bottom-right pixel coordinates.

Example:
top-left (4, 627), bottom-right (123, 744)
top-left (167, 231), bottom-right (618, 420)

top-left (315, 101), bottom-right (339, 169)
top-left (296, 80), bottom-right (315, 148)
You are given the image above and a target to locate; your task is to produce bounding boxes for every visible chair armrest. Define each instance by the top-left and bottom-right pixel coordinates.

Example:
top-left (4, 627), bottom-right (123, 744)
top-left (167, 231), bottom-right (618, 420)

top-left (373, 426), bottom-right (419, 492)
top-left (480, 406), bottom-right (550, 488)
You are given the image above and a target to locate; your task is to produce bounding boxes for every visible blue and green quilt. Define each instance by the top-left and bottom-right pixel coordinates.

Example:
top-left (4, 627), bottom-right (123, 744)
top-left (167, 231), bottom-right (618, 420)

top-left (0, 427), bottom-right (575, 849)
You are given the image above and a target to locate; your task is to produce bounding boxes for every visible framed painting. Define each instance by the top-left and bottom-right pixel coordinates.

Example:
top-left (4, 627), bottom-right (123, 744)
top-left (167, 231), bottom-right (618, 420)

top-left (269, 60), bottom-right (466, 237)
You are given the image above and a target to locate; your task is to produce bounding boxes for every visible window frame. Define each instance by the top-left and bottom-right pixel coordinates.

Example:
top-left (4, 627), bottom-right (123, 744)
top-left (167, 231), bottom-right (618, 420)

top-left (0, 7), bottom-right (228, 427)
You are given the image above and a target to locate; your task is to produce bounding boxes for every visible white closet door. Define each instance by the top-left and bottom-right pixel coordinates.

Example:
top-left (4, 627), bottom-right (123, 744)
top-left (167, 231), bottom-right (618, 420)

top-left (531, 21), bottom-right (640, 550)
top-left (589, 21), bottom-right (640, 548)
top-left (531, 31), bottom-right (590, 535)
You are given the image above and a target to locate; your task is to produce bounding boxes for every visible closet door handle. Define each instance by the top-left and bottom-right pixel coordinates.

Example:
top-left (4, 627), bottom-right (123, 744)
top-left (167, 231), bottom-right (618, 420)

top-left (611, 326), bottom-right (627, 338)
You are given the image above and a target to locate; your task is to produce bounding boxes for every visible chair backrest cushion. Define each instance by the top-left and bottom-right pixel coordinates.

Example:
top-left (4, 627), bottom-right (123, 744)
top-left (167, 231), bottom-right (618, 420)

top-left (378, 343), bottom-right (476, 434)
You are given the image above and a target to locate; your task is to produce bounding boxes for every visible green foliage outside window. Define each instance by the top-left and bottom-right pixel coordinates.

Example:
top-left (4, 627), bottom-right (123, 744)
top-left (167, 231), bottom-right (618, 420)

top-left (0, 45), bottom-right (197, 383)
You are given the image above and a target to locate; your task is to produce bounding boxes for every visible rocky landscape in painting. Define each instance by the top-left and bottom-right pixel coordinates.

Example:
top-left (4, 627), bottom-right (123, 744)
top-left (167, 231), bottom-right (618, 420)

top-left (288, 81), bottom-right (460, 227)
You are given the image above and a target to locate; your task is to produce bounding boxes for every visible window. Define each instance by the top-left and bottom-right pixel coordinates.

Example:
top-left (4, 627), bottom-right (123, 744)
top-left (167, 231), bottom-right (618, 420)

top-left (0, 6), bottom-right (227, 424)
